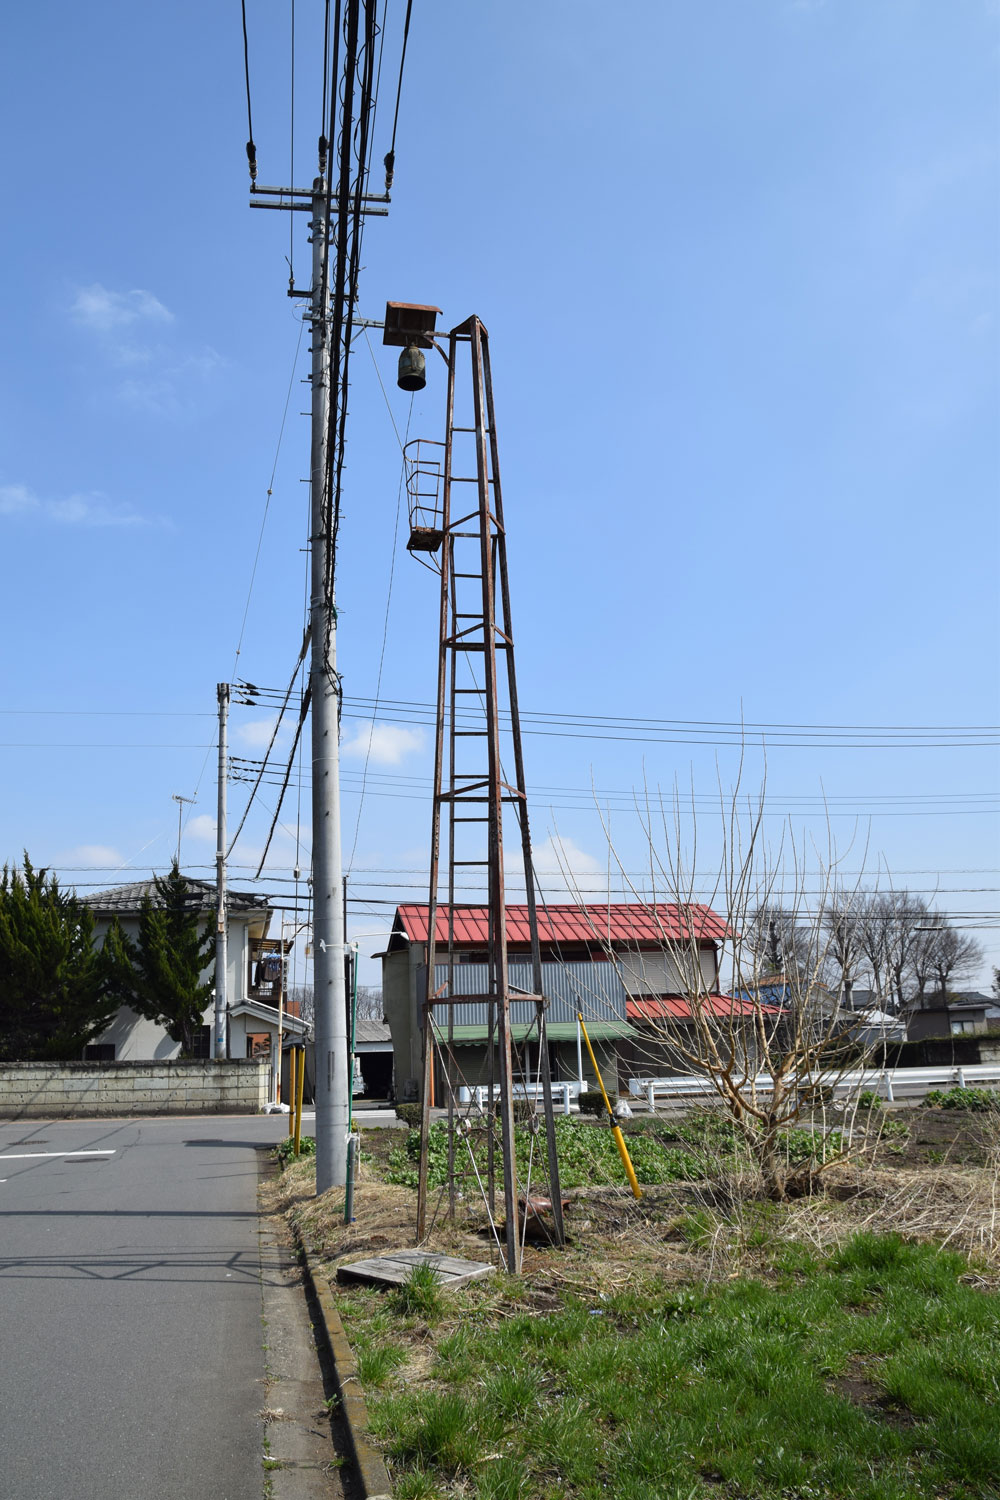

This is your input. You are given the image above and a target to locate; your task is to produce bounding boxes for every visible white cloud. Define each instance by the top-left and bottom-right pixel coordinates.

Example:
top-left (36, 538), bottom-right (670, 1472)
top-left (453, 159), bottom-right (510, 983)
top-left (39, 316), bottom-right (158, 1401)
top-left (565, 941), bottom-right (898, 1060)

top-left (186, 814), bottom-right (218, 843)
top-left (0, 482), bottom-right (162, 529)
top-left (236, 718), bottom-right (285, 749)
top-left (71, 284), bottom-right (173, 333)
top-left (0, 484), bottom-right (39, 516)
top-left (529, 833), bottom-right (607, 897)
top-left (53, 845), bottom-right (127, 868)
top-left (341, 722), bottom-right (424, 766)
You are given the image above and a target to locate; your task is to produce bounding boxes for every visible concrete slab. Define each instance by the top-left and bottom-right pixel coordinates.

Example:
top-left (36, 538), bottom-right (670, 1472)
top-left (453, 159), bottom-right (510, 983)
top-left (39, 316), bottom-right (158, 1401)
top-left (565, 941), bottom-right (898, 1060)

top-left (337, 1248), bottom-right (495, 1290)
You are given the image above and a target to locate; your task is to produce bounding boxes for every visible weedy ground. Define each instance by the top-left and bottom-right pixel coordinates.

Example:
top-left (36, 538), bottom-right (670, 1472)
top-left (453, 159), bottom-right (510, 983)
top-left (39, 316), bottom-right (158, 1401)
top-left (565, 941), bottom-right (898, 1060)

top-left (265, 1105), bottom-right (1000, 1500)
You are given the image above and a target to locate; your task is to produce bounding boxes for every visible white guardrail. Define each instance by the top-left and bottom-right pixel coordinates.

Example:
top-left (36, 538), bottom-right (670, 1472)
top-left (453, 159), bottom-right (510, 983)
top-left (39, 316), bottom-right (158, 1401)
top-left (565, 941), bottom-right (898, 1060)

top-left (628, 1062), bottom-right (1000, 1111)
top-left (454, 1065), bottom-right (1000, 1117)
top-left (458, 1082), bottom-right (579, 1116)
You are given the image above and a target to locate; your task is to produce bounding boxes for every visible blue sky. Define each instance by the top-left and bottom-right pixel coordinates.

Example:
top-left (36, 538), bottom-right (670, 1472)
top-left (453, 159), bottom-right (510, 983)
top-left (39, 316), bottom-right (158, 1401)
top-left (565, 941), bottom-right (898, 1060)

top-left (1, 1), bottom-right (997, 988)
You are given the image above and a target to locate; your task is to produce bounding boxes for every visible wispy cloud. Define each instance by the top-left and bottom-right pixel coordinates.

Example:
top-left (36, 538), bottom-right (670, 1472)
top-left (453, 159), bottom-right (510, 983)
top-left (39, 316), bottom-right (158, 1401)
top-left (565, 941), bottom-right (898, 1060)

top-left (53, 844), bottom-right (128, 869)
top-left (0, 482), bottom-right (164, 529)
top-left (69, 282), bottom-right (222, 414)
top-left (71, 284), bottom-right (173, 334)
top-left (0, 484), bottom-right (38, 516)
top-left (341, 722), bottom-right (425, 767)
top-left (531, 833), bottom-right (607, 896)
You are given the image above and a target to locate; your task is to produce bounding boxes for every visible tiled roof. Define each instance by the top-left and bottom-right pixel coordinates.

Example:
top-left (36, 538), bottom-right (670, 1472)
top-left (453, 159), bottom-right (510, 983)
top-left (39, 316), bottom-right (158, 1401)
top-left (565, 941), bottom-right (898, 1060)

top-left (86, 876), bottom-right (270, 916)
top-left (626, 994), bottom-right (778, 1022)
top-left (395, 902), bottom-right (729, 947)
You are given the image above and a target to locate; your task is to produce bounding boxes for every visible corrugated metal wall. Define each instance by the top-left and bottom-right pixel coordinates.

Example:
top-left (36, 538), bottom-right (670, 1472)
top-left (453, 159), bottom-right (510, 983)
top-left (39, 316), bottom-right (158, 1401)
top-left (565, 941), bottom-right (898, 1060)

top-left (423, 960), bottom-right (627, 1028)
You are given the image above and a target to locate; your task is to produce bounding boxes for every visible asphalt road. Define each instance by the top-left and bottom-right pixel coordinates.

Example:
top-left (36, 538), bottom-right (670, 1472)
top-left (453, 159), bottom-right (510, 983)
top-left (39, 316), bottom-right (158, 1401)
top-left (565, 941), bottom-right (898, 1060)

top-left (0, 1113), bottom-right (301, 1500)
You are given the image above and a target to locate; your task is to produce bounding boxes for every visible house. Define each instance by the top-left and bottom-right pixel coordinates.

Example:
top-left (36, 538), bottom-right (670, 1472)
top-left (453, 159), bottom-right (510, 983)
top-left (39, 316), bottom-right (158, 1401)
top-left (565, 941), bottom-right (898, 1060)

top-left (380, 900), bottom-right (730, 1101)
top-left (907, 992), bottom-right (992, 1041)
top-left (85, 876), bottom-right (309, 1063)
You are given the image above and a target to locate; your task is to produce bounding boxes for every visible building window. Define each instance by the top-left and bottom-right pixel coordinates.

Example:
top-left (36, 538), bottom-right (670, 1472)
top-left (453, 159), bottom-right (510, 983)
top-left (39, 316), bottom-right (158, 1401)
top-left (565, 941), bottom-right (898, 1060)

top-left (190, 1026), bottom-right (212, 1058)
top-left (84, 1043), bottom-right (116, 1061)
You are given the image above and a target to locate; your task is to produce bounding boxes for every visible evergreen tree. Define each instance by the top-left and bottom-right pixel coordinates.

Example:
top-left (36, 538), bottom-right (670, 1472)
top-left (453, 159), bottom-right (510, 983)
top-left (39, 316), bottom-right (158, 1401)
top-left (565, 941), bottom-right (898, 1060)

top-left (0, 857), bottom-right (121, 1060)
top-left (115, 863), bottom-right (216, 1057)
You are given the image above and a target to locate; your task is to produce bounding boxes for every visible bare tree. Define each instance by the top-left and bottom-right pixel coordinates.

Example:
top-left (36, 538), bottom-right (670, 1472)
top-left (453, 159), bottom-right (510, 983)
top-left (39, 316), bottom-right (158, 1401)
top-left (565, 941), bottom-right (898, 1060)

top-left (823, 887), bottom-right (874, 1000)
top-left (863, 890), bottom-right (929, 1013)
top-left (354, 985), bottom-right (384, 1022)
top-left (913, 921), bottom-right (984, 1004)
top-left (567, 777), bottom-right (893, 1200)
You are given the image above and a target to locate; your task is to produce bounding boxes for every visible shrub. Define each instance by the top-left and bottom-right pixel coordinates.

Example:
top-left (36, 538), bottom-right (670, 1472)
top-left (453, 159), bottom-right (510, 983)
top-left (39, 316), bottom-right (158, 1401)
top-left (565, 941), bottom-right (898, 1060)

top-left (395, 1102), bottom-right (423, 1128)
top-left (578, 1089), bottom-right (615, 1116)
top-left (856, 1090), bottom-right (883, 1111)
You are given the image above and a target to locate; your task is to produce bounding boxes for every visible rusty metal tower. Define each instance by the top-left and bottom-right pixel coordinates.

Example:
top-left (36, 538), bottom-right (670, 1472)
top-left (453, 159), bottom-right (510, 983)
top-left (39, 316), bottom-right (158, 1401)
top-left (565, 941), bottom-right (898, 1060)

top-left (385, 308), bottom-right (564, 1272)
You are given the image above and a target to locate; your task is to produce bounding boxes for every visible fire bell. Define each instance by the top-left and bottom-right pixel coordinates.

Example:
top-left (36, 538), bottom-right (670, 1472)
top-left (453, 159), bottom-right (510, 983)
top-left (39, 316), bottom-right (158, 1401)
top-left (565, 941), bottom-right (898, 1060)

top-left (397, 341), bottom-right (426, 392)
top-left (382, 300), bottom-right (442, 392)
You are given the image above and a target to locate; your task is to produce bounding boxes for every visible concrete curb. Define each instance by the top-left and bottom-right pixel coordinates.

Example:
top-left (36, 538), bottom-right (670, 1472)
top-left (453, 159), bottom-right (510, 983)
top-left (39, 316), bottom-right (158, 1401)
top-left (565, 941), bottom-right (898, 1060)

top-left (291, 1222), bottom-right (394, 1500)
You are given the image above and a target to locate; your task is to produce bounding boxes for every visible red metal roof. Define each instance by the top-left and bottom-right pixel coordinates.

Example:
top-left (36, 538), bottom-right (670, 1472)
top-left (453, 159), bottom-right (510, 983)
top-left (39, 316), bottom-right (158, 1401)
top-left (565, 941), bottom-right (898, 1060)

top-left (395, 902), bottom-right (729, 947)
top-left (626, 994), bottom-right (778, 1022)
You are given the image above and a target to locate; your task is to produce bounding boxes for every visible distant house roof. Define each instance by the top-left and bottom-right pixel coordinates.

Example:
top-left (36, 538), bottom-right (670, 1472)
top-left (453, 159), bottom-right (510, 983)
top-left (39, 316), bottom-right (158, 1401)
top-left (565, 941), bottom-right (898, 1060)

top-left (86, 876), bottom-right (270, 917)
top-left (230, 999), bottom-right (309, 1034)
top-left (393, 902), bottom-right (729, 948)
top-left (354, 1018), bottom-right (390, 1044)
top-left (626, 994), bottom-right (777, 1023)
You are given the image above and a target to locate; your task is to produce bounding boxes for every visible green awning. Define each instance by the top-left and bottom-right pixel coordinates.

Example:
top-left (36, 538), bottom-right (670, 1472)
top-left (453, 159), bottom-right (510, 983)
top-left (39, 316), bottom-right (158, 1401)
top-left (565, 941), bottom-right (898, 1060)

top-left (435, 1020), bottom-right (635, 1046)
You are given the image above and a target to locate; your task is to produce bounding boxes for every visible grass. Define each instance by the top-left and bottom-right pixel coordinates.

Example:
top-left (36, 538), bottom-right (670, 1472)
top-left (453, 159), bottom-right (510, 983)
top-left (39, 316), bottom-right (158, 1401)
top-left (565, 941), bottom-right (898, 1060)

top-left (350, 1231), bottom-right (1000, 1500)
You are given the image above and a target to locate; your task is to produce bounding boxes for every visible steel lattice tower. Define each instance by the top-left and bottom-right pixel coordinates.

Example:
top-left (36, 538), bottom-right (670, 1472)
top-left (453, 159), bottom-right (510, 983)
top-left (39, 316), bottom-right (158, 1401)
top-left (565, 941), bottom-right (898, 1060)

top-left (400, 314), bottom-right (565, 1271)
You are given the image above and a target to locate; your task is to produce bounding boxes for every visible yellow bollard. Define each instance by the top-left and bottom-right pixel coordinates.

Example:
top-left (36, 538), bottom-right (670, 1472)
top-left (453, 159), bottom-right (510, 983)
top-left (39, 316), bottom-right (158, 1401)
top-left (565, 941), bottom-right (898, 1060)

top-left (577, 1013), bottom-right (642, 1200)
top-left (293, 1045), bottom-right (306, 1158)
top-left (288, 1049), bottom-right (297, 1139)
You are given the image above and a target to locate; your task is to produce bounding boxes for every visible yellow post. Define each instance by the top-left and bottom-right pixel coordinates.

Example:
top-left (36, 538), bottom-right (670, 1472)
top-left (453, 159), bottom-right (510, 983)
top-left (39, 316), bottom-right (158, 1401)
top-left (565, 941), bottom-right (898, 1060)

top-left (577, 1013), bottom-right (642, 1200)
top-left (293, 1046), bottom-right (306, 1158)
top-left (288, 1048), bottom-right (297, 1138)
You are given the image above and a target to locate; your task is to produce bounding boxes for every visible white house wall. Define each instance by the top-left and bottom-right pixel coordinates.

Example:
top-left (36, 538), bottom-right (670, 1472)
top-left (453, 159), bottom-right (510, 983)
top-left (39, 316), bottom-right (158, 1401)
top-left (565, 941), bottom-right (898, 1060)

top-left (90, 911), bottom-right (258, 1061)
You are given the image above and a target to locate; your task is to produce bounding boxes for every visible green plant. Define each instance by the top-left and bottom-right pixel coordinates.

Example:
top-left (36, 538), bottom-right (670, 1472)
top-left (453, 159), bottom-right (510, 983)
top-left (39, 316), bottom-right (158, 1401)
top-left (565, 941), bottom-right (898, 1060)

top-left (365, 1233), bottom-right (1000, 1499)
top-left (356, 1341), bottom-right (408, 1387)
top-left (0, 856), bottom-right (123, 1060)
top-left (391, 1261), bottom-right (443, 1321)
top-left (275, 1134), bottom-right (316, 1164)
top-left (396, 1102), bottom-right (423, 1128)
top-left (925, 1086), bottom-right (999, 1111)
top-left (856, 1090), bottom-right (883, 1110)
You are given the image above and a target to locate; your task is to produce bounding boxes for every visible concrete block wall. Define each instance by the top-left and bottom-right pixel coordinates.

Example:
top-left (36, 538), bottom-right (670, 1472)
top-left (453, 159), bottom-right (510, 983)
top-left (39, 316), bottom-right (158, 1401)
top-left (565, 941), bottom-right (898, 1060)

top-left (0, 1059), bottom-right (269, 1118)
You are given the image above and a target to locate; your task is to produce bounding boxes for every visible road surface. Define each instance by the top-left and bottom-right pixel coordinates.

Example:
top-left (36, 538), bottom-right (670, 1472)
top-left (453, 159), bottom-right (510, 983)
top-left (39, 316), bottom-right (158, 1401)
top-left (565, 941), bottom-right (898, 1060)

top-left (0, 1113), bottom-right (347, 1500)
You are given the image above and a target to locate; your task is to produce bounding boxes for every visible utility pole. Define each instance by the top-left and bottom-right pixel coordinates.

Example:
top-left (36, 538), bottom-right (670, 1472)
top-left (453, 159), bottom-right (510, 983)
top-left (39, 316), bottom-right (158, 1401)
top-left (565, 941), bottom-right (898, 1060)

top-left (215, 682), bottom-right (230, 1060)
top-left (247, 4), bottom-right (390, 1190)
top-left (171, 793), bottom-right (195, 867)
top-left (308, 176), bottom-right (349, 1192)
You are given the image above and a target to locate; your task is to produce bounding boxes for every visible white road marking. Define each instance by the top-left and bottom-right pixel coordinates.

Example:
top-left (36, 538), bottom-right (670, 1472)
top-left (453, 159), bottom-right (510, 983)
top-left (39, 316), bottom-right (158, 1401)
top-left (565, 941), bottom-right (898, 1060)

top-left (0, 1149), bottom-right (117, 1161)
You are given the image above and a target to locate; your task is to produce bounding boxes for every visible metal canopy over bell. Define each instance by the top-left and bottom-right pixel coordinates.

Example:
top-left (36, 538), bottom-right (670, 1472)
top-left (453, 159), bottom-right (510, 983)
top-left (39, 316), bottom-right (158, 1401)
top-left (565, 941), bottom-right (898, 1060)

top-left (397, 341), bottom-right (426, 392)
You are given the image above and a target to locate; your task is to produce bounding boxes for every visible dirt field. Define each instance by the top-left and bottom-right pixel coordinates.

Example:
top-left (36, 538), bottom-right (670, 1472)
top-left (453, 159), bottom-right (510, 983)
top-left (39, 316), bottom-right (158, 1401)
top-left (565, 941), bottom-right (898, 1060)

top-left (268, 1105), bottom-right (1000, 1300)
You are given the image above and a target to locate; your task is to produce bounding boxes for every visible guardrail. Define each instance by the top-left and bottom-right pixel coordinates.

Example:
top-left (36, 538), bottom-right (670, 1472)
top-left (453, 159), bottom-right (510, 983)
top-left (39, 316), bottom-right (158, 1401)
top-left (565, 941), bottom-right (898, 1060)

top-left (628, 1062), bottom-right (1000, 1111)
top-left (457, 1081), bottom-right (577, 1116)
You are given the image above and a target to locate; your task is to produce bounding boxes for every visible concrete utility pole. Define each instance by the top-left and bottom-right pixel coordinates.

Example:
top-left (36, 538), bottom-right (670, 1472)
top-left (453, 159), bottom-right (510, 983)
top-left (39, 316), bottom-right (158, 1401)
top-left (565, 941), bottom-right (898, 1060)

top-left (215, 682), bottom-right (230, 1060)
top-left (308, 177), bottom-right (349, 1192)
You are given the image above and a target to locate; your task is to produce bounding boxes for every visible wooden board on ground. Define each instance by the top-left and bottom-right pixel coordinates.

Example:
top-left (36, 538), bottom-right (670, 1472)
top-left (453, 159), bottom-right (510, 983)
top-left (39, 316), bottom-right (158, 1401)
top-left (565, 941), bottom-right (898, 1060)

top-left (337, 1248), bottom-right (495, 1290)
